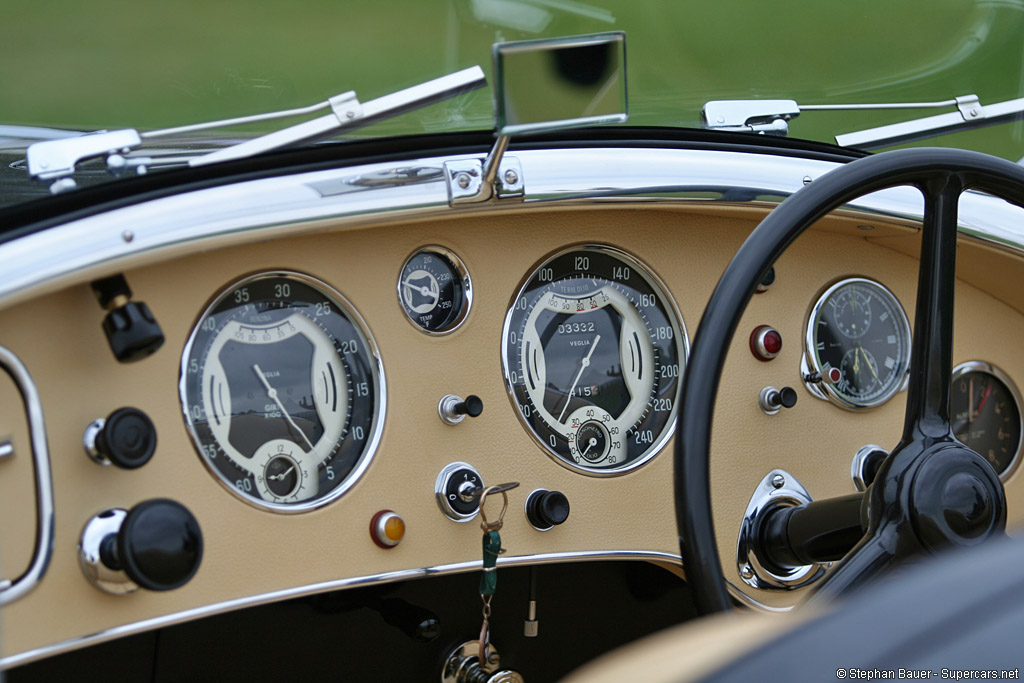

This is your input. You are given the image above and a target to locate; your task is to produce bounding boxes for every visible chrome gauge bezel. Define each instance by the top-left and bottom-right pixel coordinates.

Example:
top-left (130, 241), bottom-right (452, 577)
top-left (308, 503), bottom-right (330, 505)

top-left (952, 360), bottom-right (1024, 481)
top-left (179, 270), bottom-right (386, 513)
top-left (396, 246), bottom-right (472, 335)
top-left (803, 277), bottom-right (912, 411)
top-left (501, 244), bottom-right (688, 477)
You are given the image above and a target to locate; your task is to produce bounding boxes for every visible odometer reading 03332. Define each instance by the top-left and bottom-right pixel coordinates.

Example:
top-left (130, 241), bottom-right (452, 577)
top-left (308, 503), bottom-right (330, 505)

top-left (180, 272), bottom-right (385, 512)
top-left (502, 246), bottom-right (687, 475)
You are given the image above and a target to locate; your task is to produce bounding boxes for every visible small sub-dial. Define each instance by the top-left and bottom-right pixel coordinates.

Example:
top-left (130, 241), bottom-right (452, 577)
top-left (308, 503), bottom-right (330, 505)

top-left (839, 346), bottom-right (881, 399)
top-left (397, 247), bottom-right (472, 333)
top-left (567, 407), bottom-right (623, 466)
top-left (252, 439), bottom-right (314, 503)
top-left (832, 287), bottom-right (872, 339)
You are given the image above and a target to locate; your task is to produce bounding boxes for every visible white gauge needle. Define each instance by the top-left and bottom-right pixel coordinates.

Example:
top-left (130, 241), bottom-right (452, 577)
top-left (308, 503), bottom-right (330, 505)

top-left (402, 280), bottom-right (438, 300)
top-left (252, 363), bottom-right (316, 452)
top-left (268, 465), bottom-right (294, 481)
top-left (558, 334), bottom-right (601, 423)
top-left (580, 437), bottom-right (598, 457)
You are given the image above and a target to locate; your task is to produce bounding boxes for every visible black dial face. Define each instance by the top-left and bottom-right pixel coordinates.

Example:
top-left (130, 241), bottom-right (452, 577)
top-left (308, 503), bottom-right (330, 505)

top-left (951, 362), bottom-right (1023, 480)
top-left (181, 272), bottom-right (385, 512)
top-left (807, 278), bottom-right (911, 409)
top-left (503, 246), bottom-right (687, 475)
top-left (397, 247), bottom-right (471, 333)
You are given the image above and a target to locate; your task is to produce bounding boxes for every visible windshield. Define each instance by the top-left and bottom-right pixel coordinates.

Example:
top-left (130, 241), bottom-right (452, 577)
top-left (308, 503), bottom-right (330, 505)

top-left (4, 0), bottom-right (1024, 157)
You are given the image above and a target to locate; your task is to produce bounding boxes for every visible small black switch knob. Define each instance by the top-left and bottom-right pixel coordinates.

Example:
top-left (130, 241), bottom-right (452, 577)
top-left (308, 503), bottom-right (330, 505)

top-left (99, 498), bottom-right (203, 591)
top-left (92, 274), bottom-right (164, 363)
top-left (453, 395), bottom-right (483, 418)
top-left (759, 386), bottom-right (798, 414)
top-left (90, 407), bottom-right (157, 469)
top-left (526, 490), bottom-right (570, 530)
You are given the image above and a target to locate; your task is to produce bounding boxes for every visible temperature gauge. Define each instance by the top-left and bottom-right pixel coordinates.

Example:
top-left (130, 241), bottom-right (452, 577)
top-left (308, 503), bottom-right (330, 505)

top-left (952, 361), bottom-right (1023, 480)
top-left (397, 247), bottom-right (472, 334)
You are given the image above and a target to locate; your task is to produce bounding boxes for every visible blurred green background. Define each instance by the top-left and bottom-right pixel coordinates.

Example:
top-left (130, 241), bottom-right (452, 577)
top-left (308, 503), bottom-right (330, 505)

top-left (4, 0), bottom-right (1024, 157)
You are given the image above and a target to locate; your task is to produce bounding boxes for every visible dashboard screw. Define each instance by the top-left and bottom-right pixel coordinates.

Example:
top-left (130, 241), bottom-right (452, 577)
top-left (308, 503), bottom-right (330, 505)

top-left (740, 564), bottom-right (754, 579)
top-left (456, 172), bottom-right (471, 189)
top-left (771, 473), bottom-right (785, 489)
top-left (122, 230), bottom-right (134, 243)
top-left (504, 168), bottom-right (519, 185)
top-left (802, 175), bottom-right (813, 185)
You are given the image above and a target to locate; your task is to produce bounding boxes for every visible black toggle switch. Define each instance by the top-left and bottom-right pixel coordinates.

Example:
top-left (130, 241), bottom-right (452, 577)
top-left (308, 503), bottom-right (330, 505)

top-left (92, 274), bottom-right (165, 363)
top-left (453, 395), bottom-right (483, 418)
top-left (759, 386), bottom-right (798, 415)
top-left (86, 407), bottom-right (157, 469)
top-left (438, 394), bottom-right (484, 425)
top-left (99, 498), bottom-right (203, 592)
top-left (526, 489), bottom-right (570, 530)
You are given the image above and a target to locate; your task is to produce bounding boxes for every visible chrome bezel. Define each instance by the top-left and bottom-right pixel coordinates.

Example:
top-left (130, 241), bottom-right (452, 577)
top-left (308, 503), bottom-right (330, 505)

top-left (178, 270), bottom-right (386, 514)
top-left (952, 360), bottom-right (1024, 481)
top-left (501, 244), bottom-right (689, 477)
top-left (803, 276), bottom-right (912, 411)
top-left (396, 245), bottom-right (472, 335)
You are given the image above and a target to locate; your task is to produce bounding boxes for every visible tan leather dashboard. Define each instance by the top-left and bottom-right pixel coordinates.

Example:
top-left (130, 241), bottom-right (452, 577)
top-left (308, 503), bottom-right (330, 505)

top-left (1, 203), bottom-right (1022, 661)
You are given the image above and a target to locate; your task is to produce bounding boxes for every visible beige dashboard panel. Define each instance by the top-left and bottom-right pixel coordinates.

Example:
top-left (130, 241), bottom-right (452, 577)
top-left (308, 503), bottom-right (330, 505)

top-left (0, 205), bottom-right (1021, 660)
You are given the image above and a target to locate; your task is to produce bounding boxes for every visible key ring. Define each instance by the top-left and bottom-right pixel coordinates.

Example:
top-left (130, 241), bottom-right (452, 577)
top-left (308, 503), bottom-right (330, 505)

top-left (478, 485), bottom-right (510, 531)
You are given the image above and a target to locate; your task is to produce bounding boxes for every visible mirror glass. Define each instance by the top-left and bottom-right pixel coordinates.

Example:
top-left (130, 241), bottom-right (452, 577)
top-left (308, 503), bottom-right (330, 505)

top-left (494, 32), bottom-right (627, 136)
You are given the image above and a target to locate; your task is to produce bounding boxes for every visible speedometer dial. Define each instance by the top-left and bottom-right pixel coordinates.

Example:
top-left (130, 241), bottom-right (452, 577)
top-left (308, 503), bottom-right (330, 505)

top-left (502, 246), bottom-right (687, 475)
top-left (180, 272), bottom-right (384, 512)
top-left (804, 277), bottom-right (911, 410)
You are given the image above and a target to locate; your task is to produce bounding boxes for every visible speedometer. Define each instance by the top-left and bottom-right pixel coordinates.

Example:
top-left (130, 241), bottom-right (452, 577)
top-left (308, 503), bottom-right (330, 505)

top-left (180, 272), bottom-right (384, 512)
top-left (502, 246), bottom-right (687, 475)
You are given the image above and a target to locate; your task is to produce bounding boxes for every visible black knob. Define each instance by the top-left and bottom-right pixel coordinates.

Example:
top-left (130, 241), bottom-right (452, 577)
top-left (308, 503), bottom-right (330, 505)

top-left (95, 407), bottom-right (157, 469)
top-left (767, 387), bottom-right (798, 409)
top-left (526, 490), bottom-right (570, 530)
top-left (453, 395), bottom-right (483, 418)
top-left (102, 301), bottom-right (165, 363)
top-left (99, 499), bottom-right (203, 591)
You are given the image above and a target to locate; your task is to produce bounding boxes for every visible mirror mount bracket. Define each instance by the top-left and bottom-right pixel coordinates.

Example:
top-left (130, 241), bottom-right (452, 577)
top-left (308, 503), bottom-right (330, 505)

top-left (444, 134), bottom-right (524, 205)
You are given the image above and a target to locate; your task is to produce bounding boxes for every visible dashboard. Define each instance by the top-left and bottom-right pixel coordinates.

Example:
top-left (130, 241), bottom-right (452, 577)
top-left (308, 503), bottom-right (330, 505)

top-left (2, 142), bottom-right (1024, 676)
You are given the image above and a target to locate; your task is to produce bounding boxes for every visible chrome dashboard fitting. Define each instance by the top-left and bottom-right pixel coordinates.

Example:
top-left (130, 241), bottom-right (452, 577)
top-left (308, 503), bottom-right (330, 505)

top-left (78, 509), bottom-right (139, 596)
top-left (758, 386), bottom-right (797, 415)
top-left (749, 324), bottom-right (782, 361)
top-left (439, 394), bottom-right (484, 425)
top-left (82, 418), bottom-right (108, 465)
top-left (851, 445), bottom-right (889, 492)
top-left (441, 640), bottom-right (523, 683)
top-left (736, 469), bottom-right (826, 590)
top-left (435, 462), bottom-right (485, 522)
top-left (0, 438), bottom-right (13, 461)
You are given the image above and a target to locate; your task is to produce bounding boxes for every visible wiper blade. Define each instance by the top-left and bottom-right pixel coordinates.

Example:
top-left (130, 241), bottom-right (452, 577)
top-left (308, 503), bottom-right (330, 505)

top-left (25, 66), bottom-right (487, 193)
top-left (703, 94), bottom-right (1024, 150)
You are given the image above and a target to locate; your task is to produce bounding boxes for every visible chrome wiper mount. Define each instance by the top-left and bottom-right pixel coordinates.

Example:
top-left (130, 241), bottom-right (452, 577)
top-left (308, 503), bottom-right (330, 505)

top-left (703, 93), bottom-right (1024, 150)
top-left (26, 66), bottom-right (486, 193)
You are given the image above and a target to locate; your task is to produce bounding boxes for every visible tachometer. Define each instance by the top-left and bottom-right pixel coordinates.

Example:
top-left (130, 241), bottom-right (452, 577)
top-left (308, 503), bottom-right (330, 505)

top-left (502, 246), bottom-right (687, 475)
top-left (951, 361), bottom-right (1022, 480)
top-left (180, 272), bottom-right (384, 512)
top-left (804, 277), bottom-right (911, 410)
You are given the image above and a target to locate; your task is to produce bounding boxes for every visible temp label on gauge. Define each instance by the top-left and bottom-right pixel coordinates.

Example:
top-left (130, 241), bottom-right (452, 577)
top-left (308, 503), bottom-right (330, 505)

top-left (502, 246), bottom-right (687, 475)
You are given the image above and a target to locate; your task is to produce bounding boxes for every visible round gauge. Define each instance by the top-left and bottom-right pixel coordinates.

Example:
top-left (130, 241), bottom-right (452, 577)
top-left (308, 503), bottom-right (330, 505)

top-left (180, 272), bottom-right (385, 512)
top-left (502, 245), bottom-right (687, 475)
top-left (805, 278), bottom-right (912, 410)
top-left (397, 247), bottom-right (471, 334)
top-left (951, 361), bottom-right (1023, 480)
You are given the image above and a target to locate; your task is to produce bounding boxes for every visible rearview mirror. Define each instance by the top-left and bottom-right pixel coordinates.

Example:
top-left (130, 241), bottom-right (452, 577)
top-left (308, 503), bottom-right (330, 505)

top-left (494, 32), bottom-right (627, 136)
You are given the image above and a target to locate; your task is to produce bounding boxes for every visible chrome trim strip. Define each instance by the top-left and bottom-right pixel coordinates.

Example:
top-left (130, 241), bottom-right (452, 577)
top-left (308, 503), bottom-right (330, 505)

top-left (0, 346), bottom-right (55, 606)
top-left (0, 549), bottom-right (686, 669)
top-left (3, 147), bottom-right (1024, 312)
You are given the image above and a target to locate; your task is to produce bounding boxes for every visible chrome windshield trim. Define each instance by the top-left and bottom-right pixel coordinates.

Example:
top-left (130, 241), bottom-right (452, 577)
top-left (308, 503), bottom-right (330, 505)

top-left (1, 549), bottom-right (684, 669)
top-left (2, 146), bottom-right (1024, 312)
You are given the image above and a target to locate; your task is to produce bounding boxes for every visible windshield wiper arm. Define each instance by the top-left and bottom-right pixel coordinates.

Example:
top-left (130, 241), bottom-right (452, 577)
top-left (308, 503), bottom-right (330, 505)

top-left (25, 66), bottom-right (486, 193)
top-left (703, 94), bottom-right (1024, 150)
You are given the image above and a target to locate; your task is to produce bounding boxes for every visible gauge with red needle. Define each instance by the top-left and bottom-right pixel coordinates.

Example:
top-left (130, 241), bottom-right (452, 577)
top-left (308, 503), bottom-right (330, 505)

top-left (951, 361), bottom-right (1023, 480)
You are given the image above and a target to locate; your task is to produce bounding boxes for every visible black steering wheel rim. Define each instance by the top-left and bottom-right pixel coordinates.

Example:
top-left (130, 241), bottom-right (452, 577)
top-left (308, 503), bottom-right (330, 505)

top-left (675, 147), bottom-right (1024, 615)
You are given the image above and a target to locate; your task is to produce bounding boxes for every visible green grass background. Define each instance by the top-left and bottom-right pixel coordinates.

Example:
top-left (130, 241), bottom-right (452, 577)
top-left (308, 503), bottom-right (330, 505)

top-left (3, 0), bottom-right (1023, 157)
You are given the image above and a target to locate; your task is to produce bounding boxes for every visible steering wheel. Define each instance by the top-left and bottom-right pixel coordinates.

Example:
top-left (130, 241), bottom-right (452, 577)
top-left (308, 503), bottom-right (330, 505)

top-left (675, 148), bottom-right (1024, 614)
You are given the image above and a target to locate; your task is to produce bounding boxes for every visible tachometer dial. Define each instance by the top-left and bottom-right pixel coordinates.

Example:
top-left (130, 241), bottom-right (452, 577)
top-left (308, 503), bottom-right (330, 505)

top-left (180, 272), bottom-right (385, 512)
top-left (951, 361), bottom-right (1023, 480)
top-left (804, 278), bottom-right (911, 410)
top-left (503, 246), bottom-right (687, 475)
top-left (397, 246), bottom-right (471, 334)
